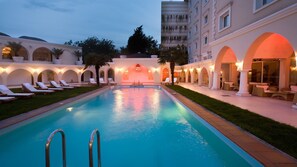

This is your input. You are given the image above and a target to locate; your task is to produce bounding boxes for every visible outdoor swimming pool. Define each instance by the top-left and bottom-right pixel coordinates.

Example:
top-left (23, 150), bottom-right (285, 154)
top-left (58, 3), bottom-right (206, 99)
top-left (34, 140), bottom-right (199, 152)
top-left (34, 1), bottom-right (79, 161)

top-left (0, 87), bottom-right (262, 167)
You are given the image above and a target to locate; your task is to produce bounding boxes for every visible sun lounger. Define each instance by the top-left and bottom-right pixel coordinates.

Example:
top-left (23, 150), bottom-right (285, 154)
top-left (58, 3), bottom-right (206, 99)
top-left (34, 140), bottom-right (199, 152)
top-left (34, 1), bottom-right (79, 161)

top-left (22, 83), bottom-right (54, 94)
top-left (162, 78), bottom-right (169, 84)
top-left (50, 81), bottom-right (74, 89)
top-left (59, 80), bottom-right (79, 87)
top-left (108, 78), bottom-right (116, 85)
top-left (89, 78), bottom-right (97, 84)
top-left (99, 78), bottom-right (107, 84)
top-left (174, 78), bottom-right (178, 84)
top-left (0, 96), bottom-right (16, 103)
top-left (36, 82), bottom-right (63, 91)
top-left (0, 85), bottom-right (34, 97)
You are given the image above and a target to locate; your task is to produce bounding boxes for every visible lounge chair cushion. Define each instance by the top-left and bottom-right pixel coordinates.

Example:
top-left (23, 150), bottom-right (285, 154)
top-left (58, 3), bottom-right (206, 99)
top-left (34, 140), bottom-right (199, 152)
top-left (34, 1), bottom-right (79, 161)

top-left (256, 85), bottom-right (269, 90)
top-left (290, 86), bottom-right (297, 92)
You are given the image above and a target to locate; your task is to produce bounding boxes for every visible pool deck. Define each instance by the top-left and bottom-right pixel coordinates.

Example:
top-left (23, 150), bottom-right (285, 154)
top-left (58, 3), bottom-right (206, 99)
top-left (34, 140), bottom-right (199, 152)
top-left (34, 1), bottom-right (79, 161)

top-left (162, 85), bottom-right (297, 166)
top-left (179, 83), bottom-right (297, 128)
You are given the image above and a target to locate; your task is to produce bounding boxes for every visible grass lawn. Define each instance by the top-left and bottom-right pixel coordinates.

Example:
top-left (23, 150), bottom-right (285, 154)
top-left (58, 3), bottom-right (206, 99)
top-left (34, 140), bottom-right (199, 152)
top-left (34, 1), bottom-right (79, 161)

top-left (167, 85), bottom-right (297, 159)
top-left (0, 86), bottom-right (100, 121)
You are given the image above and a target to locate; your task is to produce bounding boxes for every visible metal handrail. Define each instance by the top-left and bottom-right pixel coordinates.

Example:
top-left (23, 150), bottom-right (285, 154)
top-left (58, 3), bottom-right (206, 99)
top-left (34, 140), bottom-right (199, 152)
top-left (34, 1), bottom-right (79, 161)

top-left (89, 129), bottom-right (101, 167)
top-left (45, 129), bottom-right (66, 167)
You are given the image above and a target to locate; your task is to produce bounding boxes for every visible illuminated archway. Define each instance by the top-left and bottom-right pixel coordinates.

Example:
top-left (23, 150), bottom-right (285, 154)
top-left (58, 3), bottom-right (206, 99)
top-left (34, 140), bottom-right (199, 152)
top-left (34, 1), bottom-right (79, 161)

top-left (162, 68), bottom-right (169, 81)
top-left (108, 68), bottom-right (115, 80)
top-left (201, 67), bottom-right (209, 86)
top-left (244, 33), bottom-right (294, 87)
top-left (62, 70), bottom-right (78, 83)
top-left (99, 70), bottom-right (104, 79)
top-left (7, 69), bottom-right (33, 86)
top-left (215, 46), bottom-right (239, 88)
top-left (122, 64), bottom-right (153, 84)
top-left (33, 47), bottom-right (52, 61)
top-left (81, 70), bottom-right (94, 82)
top-left (38, 70), bottom-right (58, 83)
top-left (180, 70), bottom-right (186, 82)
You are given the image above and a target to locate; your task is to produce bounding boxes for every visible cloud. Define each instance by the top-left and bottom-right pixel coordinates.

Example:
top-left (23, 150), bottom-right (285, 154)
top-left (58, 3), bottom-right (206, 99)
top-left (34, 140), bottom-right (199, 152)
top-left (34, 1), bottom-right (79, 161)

top-left (25, 0), bottom-right (72, 12)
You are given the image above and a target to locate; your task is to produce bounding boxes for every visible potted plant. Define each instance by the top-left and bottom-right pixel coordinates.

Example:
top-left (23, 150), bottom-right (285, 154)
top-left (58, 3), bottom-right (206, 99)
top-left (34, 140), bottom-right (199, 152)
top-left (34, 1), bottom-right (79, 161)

top-left (6, 42), bottom-right (24, 62)
top-left (73, 50), bottom-right (83, 65)
top-left (51, 48), bottom-right (64, 64)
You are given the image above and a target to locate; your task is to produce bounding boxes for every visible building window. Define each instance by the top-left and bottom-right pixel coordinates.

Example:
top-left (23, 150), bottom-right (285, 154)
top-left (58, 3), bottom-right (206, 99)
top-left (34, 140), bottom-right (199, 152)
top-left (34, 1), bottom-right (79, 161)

top-left (204, 15), bottom-right (208, 25)
top-left (204, 36), bottom-right (208, 45)
top-left (219, 8), bottom-right (231, 31)
top-left (254, 0), bottom-right (277, 12)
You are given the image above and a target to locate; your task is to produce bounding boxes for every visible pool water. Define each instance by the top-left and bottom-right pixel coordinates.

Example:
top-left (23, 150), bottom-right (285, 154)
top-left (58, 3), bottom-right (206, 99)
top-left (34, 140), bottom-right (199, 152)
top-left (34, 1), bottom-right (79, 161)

top-left (0, 87), bottom-right (262, 167)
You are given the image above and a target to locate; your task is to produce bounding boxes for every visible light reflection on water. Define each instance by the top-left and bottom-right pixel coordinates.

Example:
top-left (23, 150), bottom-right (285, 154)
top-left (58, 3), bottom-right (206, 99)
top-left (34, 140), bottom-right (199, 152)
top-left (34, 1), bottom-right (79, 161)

top-left (0, 87), bottom-right (262, 167)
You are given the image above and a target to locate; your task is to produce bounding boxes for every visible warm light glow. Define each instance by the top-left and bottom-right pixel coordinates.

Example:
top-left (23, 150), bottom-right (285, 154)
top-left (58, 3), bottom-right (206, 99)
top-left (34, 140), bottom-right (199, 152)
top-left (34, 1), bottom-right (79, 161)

top-left (291, 55), bottom-right (297, 71)
top-left (0, 67), bottom-right (7, 73)
top-left (58, 69), bottom-right (64, 73)
top-left (66, 107), bottom-right (73, 112)
top-left (2, 47), bottom-right (11, 54)
top-left (184, 69), bottom-right (188, 72)
top-left (209, 65), bottom-right (214, 72)
top-left (235, 61), bottom-right (243, 71)
top-left (189, 68), bottom-right (194, 72)
top-left (196, 67), bottom-right (201, 72)
top-left (33, 68), bottom-right (40, 73)
top-left (148, 70), bottom-right (151, 73)
top-left (116, 68), bottom-right (123, 72)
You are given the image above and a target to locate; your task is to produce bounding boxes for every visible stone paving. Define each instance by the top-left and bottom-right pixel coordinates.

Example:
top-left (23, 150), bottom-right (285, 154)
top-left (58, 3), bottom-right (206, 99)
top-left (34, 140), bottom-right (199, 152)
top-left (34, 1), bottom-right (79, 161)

top-left (179, 83), bottom-right (297, 128)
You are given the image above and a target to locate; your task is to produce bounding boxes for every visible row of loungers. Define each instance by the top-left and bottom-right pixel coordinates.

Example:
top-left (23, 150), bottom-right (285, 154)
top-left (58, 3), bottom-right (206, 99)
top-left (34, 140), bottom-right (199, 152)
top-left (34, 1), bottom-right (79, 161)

top-left (0, 80), bottom-right (76, 103)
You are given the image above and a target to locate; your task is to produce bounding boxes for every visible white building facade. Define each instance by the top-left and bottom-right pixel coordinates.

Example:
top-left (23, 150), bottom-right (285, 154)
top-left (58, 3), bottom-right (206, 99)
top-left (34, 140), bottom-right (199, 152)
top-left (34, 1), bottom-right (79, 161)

top-left (0, 35), bottom-right (164, 86)
top-left (162, 0), bottom-right (297, 96)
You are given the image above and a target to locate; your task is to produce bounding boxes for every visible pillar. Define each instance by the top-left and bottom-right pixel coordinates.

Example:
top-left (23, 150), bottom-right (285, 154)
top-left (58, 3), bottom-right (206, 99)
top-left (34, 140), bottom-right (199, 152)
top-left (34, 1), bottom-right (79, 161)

top-left (190, 71), bottom-right (194, 84)
top-left (279, 58), bottom-right (290, 89)
top-left (236, 69), bottom-right (251, 96)
top-left (209, 71), bottom-right (213, 88)
top-left (211, 71), bottom-right (220, 90)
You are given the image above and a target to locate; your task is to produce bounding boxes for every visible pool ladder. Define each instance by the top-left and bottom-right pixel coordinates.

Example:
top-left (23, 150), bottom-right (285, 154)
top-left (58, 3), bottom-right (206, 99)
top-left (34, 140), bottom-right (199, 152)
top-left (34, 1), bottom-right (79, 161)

top-left (45, 129), bottom-right (101, 167)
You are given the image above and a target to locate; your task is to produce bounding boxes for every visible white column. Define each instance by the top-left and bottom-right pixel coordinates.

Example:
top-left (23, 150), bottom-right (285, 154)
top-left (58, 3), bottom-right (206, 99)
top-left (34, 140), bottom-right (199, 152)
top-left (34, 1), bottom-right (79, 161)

top-left (209, 71), bottom-right (213, 88)
top-left (236, 69), bottom-right (251, 96)
top-left (190, 71), bottom-right (194, 84)
top-left (198, 72), bottom-right (202, 86)
top-left (279, 59), bottom-right (289, 89)
top-left (211, 71), bottom-right (220, 90)
top-left (185, 72), bottom-right (189, 83)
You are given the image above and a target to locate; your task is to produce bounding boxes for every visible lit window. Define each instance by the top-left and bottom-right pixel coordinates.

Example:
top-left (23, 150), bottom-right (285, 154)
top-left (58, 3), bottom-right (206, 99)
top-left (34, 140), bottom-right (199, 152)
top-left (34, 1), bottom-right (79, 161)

top-left (219, 9), bottom-right (231, 31)
top-left (254, 0), bottom-right (276, 11)
top-left (2, 47), bottom-right (12, 59)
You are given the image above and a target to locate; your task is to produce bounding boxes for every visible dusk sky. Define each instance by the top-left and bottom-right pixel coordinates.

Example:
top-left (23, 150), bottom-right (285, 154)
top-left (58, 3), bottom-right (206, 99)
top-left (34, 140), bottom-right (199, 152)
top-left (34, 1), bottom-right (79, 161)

top-left (0, 0), bottom-right (181, 48)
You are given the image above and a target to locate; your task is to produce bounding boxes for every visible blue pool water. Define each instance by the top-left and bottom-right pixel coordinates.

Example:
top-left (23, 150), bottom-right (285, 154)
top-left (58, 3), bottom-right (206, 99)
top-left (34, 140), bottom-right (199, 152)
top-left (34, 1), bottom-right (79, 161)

top-left (0, 87), bottom-right (262, 167)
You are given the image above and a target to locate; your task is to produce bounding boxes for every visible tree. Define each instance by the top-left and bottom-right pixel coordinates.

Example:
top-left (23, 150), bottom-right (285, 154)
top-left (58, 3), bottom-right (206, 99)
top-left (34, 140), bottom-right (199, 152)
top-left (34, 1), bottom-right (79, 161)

top-left (6, 42), bottom-right (22, 57)
top-left (73, 50), bottom-right (82, 61)
top-left (82, 37), bottom-right (117, 86)
top-left (51, 48), bottom-right (64, 59)
top-left (158, 45), bottom-right (188, 85)
top-left (125, 25), bottom-right (159, 55)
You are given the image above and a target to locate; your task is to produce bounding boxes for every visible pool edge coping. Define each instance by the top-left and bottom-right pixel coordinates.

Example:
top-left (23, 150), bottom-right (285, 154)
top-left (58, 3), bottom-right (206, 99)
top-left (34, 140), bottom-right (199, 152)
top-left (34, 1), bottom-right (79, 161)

top-left (162, 85), bottom-right (297, 166)
top-left (0, 86), bottom-right (110, 130)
